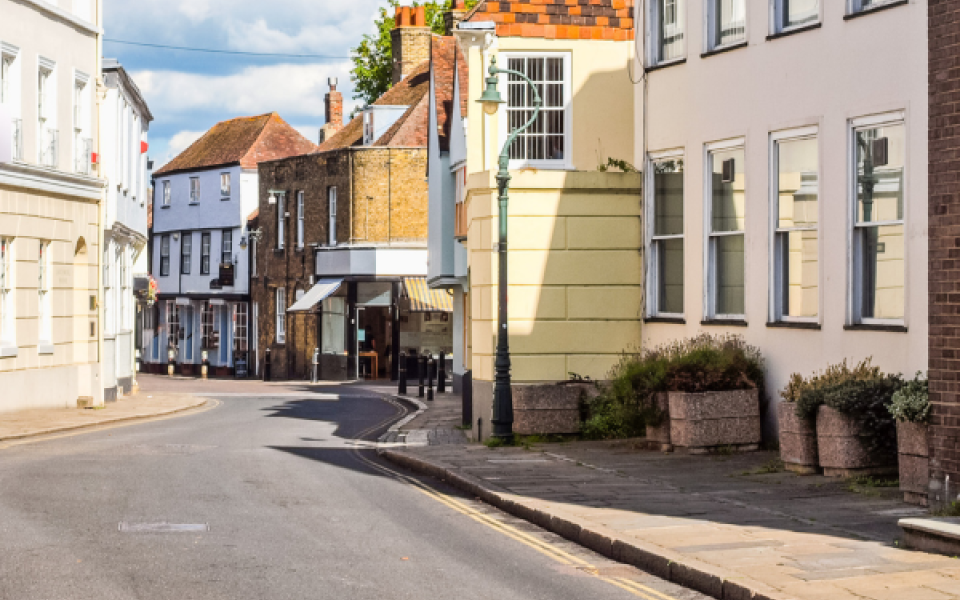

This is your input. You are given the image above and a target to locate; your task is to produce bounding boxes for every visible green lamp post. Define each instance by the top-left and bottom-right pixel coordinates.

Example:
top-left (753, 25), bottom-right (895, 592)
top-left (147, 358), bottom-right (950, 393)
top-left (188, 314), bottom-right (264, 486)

top-left (476, 56), bottom-right (542, 443)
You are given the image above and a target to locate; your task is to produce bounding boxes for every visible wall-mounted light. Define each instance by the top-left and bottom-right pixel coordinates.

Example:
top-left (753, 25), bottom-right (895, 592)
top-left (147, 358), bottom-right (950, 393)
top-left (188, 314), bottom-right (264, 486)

top-left (172, 232), bottom-right (180, 241)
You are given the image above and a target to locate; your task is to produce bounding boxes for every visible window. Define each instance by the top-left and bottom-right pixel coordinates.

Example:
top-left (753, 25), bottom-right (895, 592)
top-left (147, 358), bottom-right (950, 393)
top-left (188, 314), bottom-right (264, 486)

top-left (706, 143), bottom-right (746, 319)
top-left (221, 229), bottom-right (233, 266)
top-left (120, 247), bottom-right (130, 331)
top-left (73, 76), bottom-right (91, 175)
top-left (503, 54), bottom-right (570, 167)
top-left (847, 0), bottom-right (901, 15)
top-left (0, 54), bottom-right (11, 104)
top-left (276, 288), bottom-right (286, 344)
top-left (190, 177), bottom-right (200, 203)
top-left (297, 191), bottom-right (305, 249)
top-left (772, 0), bottom-right (819, 33)
top-left (159, 235), bottom-right (170, 276)
top-left (647, 155), bottom-right (685, 316)
top-left (251, 236), bottom-right (258, 277)
top-left (201, 232), bottom-right (211, 275)
top-left (771, 131), bottom-right (819, 322)
top-left (37, 62), bottom-right (57, 168)
top-left (234, 303), bottom-right (248, 352)
top-left (1, 48), bottom-right (21, 161)
top-left (38, 241), bottom-right (51, 343)
top-left (707, 0), bottom-right (746, 51)
top-left (328, 187), bottom-right (337, 246)
top-left (180, 233), bottom-right (192, 275)
top-left (162, 181), bottom-right (171, 205)
top-left (220, 172), bottom-right (231, 198)
top-left (103, 244), bottom-right (113, 335)
top-left (201, 302), bottom-right (215, 349)
top-left (0, 238), bottom-right (14, 346)
top-left (277, 192), bottom-right (286, 250)
top-left (166, 301), bottom-right (180, 350)
top-left (649, 0), bottom-right (686, 65)
top-left (851, 119), bottom-right (905, 323)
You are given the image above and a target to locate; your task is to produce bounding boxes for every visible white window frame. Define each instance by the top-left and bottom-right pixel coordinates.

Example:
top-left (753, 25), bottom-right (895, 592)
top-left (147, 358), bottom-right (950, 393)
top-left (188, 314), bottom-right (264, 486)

top-left (847, 111), bottom-right (907, 327)
top-left (166, 300), bottom-right (180, 351)
top-left (162, 180), bottom-right (171, 205)
top-left (160, 234), bottom-right (170, 277)
top-left (37, 58), bottom-right (57, 169)
top-left (704, 137), bottom-right (747, 321)
top-left (220, 172), bottom-right (231, 198)
top-left (0, 237), bottom-right (15, 353)
top-left (72, 71), bottom-right (91, 175)
top-left (251, 236), bottom-right (258, 277)
top-left (234, 303), bottom-right (248, 352)
top-left (846, 0), bottom-right (902, 16)
top-left (704, 0), bottom-right (747, 53)
top-left (297, 191), bottom-right (305, 249)
top-left (769, 126), bottom-right (821, 325)
top-left (647, 0), bottom-right (687, 66)
top-left (497, 52), bottom-right (573, 171)
top-left (769, 0), bottom-right (820, 35)
top-left (180, 232), bottom-right (192, 275)
top-left (277, 192), bottom-right (286, 250)
top-left (276, 288), bottom-right (286, 344)
top-left (201, 232), bottom-right (211, 275)
top-left (37, 240), bottom-right (52, 348)
top-left (328, 187), bottom-right (337, 246)
top-left (645, 148), bottom-right (686, 319)
top-left (222, 229), bottom-right (233, 266)
top-left (189, 177), bottom-right (200, 203)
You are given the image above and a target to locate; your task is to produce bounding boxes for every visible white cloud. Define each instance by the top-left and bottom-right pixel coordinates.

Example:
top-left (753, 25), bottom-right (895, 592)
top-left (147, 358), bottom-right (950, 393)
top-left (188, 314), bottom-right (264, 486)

top-left (167, 130), bottom-right (205, 159)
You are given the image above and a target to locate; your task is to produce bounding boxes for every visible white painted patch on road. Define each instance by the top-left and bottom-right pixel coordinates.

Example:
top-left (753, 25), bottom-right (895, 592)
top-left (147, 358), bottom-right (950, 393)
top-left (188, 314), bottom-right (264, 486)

top-left (487, 459), bottom-right (552, 464)
top-left (119, 523), bottom-right (209, 533)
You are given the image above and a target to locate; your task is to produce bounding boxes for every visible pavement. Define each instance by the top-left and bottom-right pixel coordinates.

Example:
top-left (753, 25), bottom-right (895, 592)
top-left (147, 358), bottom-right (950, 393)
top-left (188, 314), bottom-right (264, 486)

top-left (378, 393), bottom-right (960, 600)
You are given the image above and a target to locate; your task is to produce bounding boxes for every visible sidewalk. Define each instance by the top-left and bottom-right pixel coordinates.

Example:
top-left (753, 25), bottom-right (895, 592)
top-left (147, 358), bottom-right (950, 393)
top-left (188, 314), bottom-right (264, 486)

top-left (363, 382), bottom-right (469, 446)
top-left (381, 432), bottom-right (960, 600)
top-left (0, 383), bottom-right (210, 442)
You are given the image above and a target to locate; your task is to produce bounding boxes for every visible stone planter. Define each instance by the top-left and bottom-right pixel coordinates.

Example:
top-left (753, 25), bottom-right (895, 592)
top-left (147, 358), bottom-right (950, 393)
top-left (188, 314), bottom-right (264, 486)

top-left (897, 421), bottom-right (930, 507)
top-left (816, 406), bottom-right (897, 478)
top-left (778, 402), bottom-right (819, 474)
top-left (647, 389), bottom-right (762, 454)
top-left (513, 383), bottom-right (593, 435)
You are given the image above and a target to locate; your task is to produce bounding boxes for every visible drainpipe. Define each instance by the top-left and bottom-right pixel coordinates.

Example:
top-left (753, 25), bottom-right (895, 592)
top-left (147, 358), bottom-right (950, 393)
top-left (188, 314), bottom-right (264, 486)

top-left (93, 0), bottom-right (105, 407)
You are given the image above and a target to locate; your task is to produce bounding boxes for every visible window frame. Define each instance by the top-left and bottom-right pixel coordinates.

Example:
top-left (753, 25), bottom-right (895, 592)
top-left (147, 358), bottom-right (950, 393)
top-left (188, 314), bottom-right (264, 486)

top-left (180, 232), bottom-right (192, 275)
top-left (0, 237), bottom-right (14, 348)
top-left (497, 52), bottom-right (573, 171)
top-left (189, 177), bottom-right (200, 204)
top-left (220, 172), bottom-right (231, 198)
top-left (328, 187), bottom-right (337, 246)
top-left (162, 181), bottom-right (171, 205)
top-left (234, 303), bottom-right (248, 352)
top-left (276, 287), bottom-right (286, 344)
top-left (200, 232), bottom-right (211, 275)
top-left (647, 0), bottom-right (687, 67)
top-left (847, 111), bottom-right (907, 327)
top-left (296, 191), bottom-right (305, 250)
top-left (277, 192), bottom-right (286, 250)
top-left (846, 0), bottom-right (904, 17)
top-left (704, 0), bottom-right (748, 53)
top-left (159, 234), bottom-right (170, 277)
top-left (645, 148), bottom-right (686, 319)
top-left (37, 240), bottom-right (52, 346)
top-left (769, 0), bottom-right (820, 35)
top-left (768, 126), bottom-right (821, 325)
top-left (703, 137), bottom-right (748, 322)
top-left (221, 229), bottom-right (233, 266)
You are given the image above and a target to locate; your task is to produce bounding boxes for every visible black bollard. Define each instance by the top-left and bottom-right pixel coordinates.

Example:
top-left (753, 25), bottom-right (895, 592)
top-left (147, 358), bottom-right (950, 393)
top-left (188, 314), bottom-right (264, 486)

top-left (264, 348), bottom-right (272, 382)
top-left (398, 351), bottom-right (407, 395)
top-left (418, 354), bottom-right (425, 398)
top-left (437, 351), bottom-right (446, 394)
top-left (427, 356), bottom-right (435, 401)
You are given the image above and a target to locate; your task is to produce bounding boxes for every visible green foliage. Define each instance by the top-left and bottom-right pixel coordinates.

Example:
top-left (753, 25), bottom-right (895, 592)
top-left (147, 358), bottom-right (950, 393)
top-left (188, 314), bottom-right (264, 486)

top-left (598, 157), bottom-right (639, 173)
top-left (484, 436), bottom-right (510, 448)
top-left (350, 0), bottom-right (478, 106)
top-left (787, 358), bottom-right (882, 419)
top-left (580, 335), bottom-right (764, 441)
top-left (823, 375), bottom-right (903, 460)
top-left (889, 372), bottom-right (930, 424)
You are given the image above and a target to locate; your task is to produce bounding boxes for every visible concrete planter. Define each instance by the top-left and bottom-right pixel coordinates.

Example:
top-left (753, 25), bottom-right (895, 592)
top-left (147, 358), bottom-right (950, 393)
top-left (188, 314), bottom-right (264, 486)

top-left (647, 389), bottom-right (761, 454)
top-left (778, 402), bottom-right (819, 474)
top-left (816, 406), bottom-right (897, 478)
top-left (897, 421), bottom-right (930, 507)
top-left (513, 383), bottom-right (593, 435)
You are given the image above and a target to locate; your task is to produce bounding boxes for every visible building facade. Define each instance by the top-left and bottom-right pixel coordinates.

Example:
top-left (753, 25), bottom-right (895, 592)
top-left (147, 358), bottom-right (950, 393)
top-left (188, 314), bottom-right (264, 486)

top-left (147, 114), bottom-right (317, 376)
top-left (100, 58), bottom-right (152, 399)
top-left (0, 0), bottom-right (105, 410)
top-left (637, 0), bottom-right (928, 436)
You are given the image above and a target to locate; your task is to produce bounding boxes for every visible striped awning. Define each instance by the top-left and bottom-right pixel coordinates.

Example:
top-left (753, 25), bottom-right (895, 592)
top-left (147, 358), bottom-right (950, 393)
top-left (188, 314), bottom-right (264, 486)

top-left (403, 277), bottom-right (453, 313)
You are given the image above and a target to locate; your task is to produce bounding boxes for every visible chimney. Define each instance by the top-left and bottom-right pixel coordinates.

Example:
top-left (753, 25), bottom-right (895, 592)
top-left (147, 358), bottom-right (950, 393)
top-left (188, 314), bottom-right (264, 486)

top-left (319, 78), bottom-right (343, 144)
top-left (391, 5), bottom-right (431, 85)
top-left (444, 0), bottom-right (468, 36)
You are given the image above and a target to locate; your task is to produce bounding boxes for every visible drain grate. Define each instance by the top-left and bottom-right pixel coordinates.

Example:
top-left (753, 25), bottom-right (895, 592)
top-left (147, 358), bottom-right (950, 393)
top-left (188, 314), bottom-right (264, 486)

top-left (119, 522), bottom-right (209, 533)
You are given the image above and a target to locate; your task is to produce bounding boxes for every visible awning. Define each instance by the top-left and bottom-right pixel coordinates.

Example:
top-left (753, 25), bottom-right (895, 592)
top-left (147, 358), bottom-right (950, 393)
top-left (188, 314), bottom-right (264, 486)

top-left (287, 279), bottom-right (343, 313)
top-left (403, 277), bottom-right (453, 312)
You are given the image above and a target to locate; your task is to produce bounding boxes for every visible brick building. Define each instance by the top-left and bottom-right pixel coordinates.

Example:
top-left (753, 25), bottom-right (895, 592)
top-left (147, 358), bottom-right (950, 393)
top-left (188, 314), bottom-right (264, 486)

top-left (251, 6), bottom-right (455, 382)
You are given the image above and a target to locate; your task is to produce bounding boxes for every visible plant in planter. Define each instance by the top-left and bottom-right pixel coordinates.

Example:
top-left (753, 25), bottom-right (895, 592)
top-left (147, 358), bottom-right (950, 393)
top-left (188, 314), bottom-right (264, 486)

top-left (889, 373), bottom-right (930, 506)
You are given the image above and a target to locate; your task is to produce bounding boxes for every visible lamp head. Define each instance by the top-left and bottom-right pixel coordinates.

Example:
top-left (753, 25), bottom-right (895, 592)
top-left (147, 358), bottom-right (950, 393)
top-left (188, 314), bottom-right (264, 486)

top-left (477, 56), bottom-right (505, 116)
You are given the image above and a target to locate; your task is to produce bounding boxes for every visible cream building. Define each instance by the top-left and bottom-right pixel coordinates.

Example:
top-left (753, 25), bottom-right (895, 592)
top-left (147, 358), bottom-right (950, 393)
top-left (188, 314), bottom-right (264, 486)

top-left (0, 0), bottom-right (105, 410)
top-left (638, 0), bottom-right (928, 435)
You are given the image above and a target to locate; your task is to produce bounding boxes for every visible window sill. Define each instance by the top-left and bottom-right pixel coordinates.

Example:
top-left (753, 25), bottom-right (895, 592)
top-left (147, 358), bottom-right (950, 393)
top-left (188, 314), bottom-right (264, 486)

top-left (38, 343), bottom-right (55, 355)
top-left (701, 319), bottom-right (748, 327)
top-left (645, 58), bottom-right (686, 73)
top-left (221, 197), bottom-right (230, 201)
top-left (766, 22), bottom-right (822, 41)
top-left (189, 201), bottom-right (200, 206)
top-left (843, 323), bottom-right (908, 333)
top-left (700, 41), bottom-right (748, 59)
top-left (767, 321), bottom-right (821, 330)
top-left (0, 346), bottom-right (18, 358)
top-left (644, 316), bottom-right (686, 325)
top-left (844, 0), bottom-right (908, 20)
top-left (160, 204), bottom-right (171, 209)
top-left (274, 249), bottom-right (285, 254)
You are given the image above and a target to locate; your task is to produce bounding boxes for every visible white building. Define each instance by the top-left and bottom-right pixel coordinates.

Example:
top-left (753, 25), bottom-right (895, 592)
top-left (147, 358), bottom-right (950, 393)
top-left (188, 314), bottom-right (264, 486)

top-left (638, 0), bottom-right (928, 435)
top-left (100, 58), bottom-right (152, 399)
top-left (0, 0), bottom-right (105, 410)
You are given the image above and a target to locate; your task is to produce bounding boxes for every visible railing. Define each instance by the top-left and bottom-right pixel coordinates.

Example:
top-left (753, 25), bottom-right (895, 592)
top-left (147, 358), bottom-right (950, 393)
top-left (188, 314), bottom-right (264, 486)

top-left (40, 128), bottom-right (58, 168)
top-left (11, 118), bottom-right (22, 161)
top-left (75, 136), bottom-right (92, 175)
top-left (454, 202), bottom-right (468, 239)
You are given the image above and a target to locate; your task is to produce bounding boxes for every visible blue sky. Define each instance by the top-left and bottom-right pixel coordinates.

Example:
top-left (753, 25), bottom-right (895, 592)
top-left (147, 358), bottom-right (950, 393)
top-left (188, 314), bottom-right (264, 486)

top-left (102, 0), bottom-right (393, 168)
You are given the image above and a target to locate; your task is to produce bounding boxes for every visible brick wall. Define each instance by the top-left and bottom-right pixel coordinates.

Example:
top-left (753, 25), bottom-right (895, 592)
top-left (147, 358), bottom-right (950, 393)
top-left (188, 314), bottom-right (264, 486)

top-left (929, 0), bottom-right (960, 492)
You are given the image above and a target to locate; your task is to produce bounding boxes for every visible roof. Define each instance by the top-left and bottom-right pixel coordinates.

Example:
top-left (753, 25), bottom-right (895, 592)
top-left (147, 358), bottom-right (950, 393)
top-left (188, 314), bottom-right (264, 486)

top-left (464, 0), bottom-right (635, 40)
top-left (317, 59), bottom-right (433, 152)
top-left (246, 208), bottom-right (259, 223)
top-left (154, 113), bottom-right (319, 177)
top-left (431, 36), bottom-right (468, 153)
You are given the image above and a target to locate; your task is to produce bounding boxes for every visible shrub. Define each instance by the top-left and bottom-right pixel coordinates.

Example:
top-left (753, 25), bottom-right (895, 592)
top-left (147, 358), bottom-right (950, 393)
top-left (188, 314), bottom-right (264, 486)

top-left (786, 358), bottom-right (882, 419)
top-left (888, 372), bottom-right (930, 424)
top-left (821, 374), bottom-right (903, 459)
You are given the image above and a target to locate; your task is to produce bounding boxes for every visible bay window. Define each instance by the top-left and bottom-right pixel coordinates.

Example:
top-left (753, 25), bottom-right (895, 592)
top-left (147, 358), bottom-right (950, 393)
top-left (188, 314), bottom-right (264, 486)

top-left (706, 143), bottom-right (746, 320)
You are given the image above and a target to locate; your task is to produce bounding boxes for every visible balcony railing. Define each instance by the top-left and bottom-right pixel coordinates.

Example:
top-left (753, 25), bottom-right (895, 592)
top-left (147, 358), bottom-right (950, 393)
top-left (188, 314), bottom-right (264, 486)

top-left (11, 118), bottom-right (22, 161)
top-left (39, 127), bottom-right (58, 168)
top-left (454, 202), bottom-right (468, 240)
top-left (75, 136), bottom-right (92, 175)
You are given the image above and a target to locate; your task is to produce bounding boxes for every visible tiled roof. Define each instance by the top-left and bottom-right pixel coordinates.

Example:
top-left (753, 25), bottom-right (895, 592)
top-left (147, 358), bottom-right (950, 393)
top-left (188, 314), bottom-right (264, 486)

top-left (431, 36), bottom-right (468, 153)
top-left (246, 208), bottom-right (259, 223)
top-left (154, 113), bottom-right (319, 176)
top-left (465, 0), bottom-right (635, 40)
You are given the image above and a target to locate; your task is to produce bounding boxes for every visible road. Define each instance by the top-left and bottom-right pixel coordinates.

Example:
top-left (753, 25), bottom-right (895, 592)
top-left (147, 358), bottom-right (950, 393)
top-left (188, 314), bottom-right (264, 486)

top-left (0, 380), bottom-right (707, 600)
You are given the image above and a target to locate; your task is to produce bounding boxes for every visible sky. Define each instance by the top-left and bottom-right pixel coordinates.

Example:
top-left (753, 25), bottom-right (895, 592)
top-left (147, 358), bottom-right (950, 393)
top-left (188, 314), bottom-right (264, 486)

top-left (102, 0), bottom-right (394, 169)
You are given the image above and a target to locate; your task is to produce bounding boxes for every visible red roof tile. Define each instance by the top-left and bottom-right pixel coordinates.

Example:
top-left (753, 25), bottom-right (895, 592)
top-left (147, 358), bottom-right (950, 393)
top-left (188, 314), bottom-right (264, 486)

top-left (464, 0), bottom-right (635, 40)
top-left (431, 36), bottom-right (468, 153)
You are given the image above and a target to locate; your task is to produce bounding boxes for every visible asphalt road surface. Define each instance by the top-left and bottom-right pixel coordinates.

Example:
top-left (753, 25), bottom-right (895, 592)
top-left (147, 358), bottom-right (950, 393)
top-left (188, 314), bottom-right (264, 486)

top-left (0, 384), bottom-right (707, 600)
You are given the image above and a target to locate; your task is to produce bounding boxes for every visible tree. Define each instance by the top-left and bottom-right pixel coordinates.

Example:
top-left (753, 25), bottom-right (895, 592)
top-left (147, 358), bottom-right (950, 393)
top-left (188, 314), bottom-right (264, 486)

top-left (350, 0), bottom-right (477, 107)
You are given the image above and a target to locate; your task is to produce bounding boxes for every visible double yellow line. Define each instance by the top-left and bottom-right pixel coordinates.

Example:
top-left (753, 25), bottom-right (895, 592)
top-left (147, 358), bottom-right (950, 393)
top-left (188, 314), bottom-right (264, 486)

top-left (356, 395), bottom-right (679, 600)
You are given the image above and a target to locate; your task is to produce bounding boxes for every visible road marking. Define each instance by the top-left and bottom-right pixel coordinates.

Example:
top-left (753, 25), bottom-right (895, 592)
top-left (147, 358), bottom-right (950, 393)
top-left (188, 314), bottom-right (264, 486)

top-left (119, 523), bottom-right (208, 533)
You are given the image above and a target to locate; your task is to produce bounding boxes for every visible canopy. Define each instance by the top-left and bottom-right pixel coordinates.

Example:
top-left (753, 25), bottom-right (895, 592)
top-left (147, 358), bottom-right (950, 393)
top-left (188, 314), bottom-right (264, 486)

top-left (287, 279), bottom-right (343, 313)
top-left (403, 277), bottom-right (453, 313)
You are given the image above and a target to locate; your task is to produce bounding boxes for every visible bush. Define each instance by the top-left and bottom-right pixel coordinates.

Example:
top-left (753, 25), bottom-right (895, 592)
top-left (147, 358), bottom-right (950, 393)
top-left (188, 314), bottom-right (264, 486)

top-left (786, 358), bottom-right (882, 420)
top-left (580, 335), bottom-right (764, 440)
top-left (889, 372), bottom-right (930, 424)
top-left (822, 375), bottom-right (903, 459)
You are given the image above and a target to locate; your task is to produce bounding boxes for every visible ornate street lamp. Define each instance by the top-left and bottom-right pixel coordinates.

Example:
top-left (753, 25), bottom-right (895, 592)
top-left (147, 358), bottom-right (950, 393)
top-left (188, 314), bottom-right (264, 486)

top-left (476, 56), bottom-right (542, 443)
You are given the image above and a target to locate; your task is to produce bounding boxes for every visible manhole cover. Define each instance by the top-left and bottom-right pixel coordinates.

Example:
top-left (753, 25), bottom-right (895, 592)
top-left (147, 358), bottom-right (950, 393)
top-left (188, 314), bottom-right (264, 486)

top-left (119, 523), bottom-right (208, 533)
